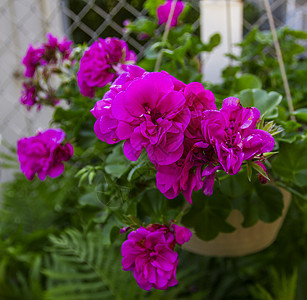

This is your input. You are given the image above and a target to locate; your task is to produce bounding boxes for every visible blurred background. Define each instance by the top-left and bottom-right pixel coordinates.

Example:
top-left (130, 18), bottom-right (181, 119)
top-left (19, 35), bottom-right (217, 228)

top-left (0, 0), bottom-right (306, 184)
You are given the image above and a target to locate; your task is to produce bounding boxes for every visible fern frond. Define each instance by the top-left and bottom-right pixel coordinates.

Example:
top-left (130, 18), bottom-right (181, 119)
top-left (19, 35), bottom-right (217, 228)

top-left (44, 229), bottom-right (146, 300)
top-left (44, 229), bottom-right (207, 300)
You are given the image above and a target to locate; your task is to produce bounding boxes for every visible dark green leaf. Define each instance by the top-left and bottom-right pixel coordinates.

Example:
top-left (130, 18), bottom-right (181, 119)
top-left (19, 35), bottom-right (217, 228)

top-left (219, 171), bottom-right (251, 198)
top-left (272, 139), bottom-right (307, 187)
top-left (181, 190), bottom-right (235, 241)
top-left (237, 183), bottom-right (284, 227)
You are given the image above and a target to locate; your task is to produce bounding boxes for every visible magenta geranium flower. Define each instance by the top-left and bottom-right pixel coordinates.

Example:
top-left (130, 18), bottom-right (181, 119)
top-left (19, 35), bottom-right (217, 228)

top-left (202, 97), bottom-right (275, 175)
top-left (111, 72), bottom-right (191, 165)
top-left (121, 223), bottom-right (191, 290)
top-left (171, 224), bottom-right (192, 245)
top-left (77, 40), bottom-right (114, 98)
top-left (104, 37), bottom-right (136, 64)
top-left (184, 82), bottom-right (216, 139)
top-left (77, 38), bottom-right (136, 97)
top-left (44, 33), bottom-right (73, 60)
top-left (157, 0), bottom-right (185, 28)
top-left (22, 33), bottom-right (73, 78)
top-left (17, 128), bottom-right (73, 180)
top-left (22, 45), bottom-right (45, 78)
top-left (91, 65), bottom-right (147, 144)
top-left (156, 139), bottom-right (219, 203)
top-left (19, 83), bottom-right (37, 109)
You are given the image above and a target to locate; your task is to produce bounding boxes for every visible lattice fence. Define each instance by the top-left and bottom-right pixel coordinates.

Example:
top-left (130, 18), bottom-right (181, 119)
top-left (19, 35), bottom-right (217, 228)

top-left (60, 0), bottom-right (200, 59)
top-left (0, 0), bottom-right (306, 184)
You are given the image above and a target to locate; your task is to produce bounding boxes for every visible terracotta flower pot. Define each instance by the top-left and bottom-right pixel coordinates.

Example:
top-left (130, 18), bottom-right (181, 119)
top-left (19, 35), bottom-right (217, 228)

top-left (183, 186), bottom-right (291, 257)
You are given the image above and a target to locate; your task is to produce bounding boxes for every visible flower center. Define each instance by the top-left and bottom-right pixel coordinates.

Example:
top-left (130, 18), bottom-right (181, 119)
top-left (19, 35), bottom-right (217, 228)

top-left (143, 103), bottom-right (162, 124)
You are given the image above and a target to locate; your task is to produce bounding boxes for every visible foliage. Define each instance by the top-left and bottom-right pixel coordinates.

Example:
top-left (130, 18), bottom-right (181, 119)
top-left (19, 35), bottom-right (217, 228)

top-left (43, 229), bottom-right (206, 300)
top-left (126, 4), bottom-right (220, 82)
top-left (218, 27), bottom-right (307, 110)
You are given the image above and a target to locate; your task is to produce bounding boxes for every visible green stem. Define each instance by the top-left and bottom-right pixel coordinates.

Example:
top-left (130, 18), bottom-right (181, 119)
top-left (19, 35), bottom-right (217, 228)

top-left (154, 0), bottom-right (177, 71)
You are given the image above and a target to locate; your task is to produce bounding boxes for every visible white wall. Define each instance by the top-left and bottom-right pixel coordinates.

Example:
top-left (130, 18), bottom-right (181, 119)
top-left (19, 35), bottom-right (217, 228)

top-left (0, 0), bottom-right (64, 185)
top-left (200, 0), bottom-right (243, 83)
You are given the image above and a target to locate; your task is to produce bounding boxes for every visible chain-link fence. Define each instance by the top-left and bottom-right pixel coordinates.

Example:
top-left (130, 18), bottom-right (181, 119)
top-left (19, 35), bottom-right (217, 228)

top-left (0, 0), bottom-right (306, 184)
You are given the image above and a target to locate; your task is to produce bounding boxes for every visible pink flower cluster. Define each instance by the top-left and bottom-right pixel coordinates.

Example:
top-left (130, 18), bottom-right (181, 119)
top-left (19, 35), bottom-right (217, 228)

top-left (157, 0), bottom-right (185, 28)
top-left (121, 223), bottom-right (191, 290)
top-left (22, 33), bottom-right (72, 79)
top-left (20, 33), bottom-right (73, 110)
top-left (77, 37), bottom-right (137, 98)
top-left (91, 67), bottom-right (275, 203)
top-left (17, 128), bottom-right (73, 181)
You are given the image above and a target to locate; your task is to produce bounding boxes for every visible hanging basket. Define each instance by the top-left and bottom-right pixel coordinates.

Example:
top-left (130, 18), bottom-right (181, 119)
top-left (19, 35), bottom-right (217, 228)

top-left (183, 186), bottom-right (291, 257)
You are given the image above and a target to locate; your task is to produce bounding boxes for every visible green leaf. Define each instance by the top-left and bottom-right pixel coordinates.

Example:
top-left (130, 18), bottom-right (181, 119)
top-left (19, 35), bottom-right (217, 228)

top-left (78, 192), bottom-right (101, 208)
top-left (237, 183), bottom-right (284, 227)
top-left (181, 190), bottom-right (235, 241)
top-left (144, 0), bottom-right (165, 16)
top-left (127, 17), bottom-right (156, 35)
top-left (0, 152), bottom-right (18, 162)
top-left (201, 33), bottom-right (221, 52)
top-left (239, 89), bottom-right (282, 119)
top-left (233, 74), bottom-right (262, 92)
top-left (248, 162), bottom-right (270, 181)
top-left (138, 188), bottom-right (167, 220)
top-left (293, 108), bottom-right (307, 122)
top-left (272, 139), bottom-right (307, 187)
top-left (219, 171), bottom-right (251, 198)
top-left (104, 145), bottom-right (130, 178)
top-left (247, 164), bottom-right (252, 182)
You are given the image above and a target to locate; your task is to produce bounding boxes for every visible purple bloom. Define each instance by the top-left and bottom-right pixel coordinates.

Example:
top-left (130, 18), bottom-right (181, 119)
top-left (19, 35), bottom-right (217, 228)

top-left (104, 37), bottom-right (136, 64)
top-left (20, 83), bottom-right (37, 109)
top-left (77, 38), bottom-right (136, 97)
top-left (138, 33), bottom-right (150, 41)
top-left (91, 65), bottom-right (147, 144)
top-left (45, 33), bottom-right (73, 60)
top-left (22, 45), bottom-right (45, 77)
top-left (184, 82), bottom-right (216, 118)
top-left (111, 72), bottom-right (191, 165)
top-left (184, 82), bottom-right (216, 139)
top-left (202, 97), bottom-right (275, 175)
top-left (17, 128), bottom-right (73, 180)
top-left (157, 0), bottom-right (185, 28)
top-left (120, 226), bottom-right (131, 234)
top-left (123, 20), bottom-right (131, 27)
top-left (77, 39), bottom-right (114, 97)
top-left (121, 223), bottom-right (191, 291)
top-left (46, 33), bottom-right (58, 48)
top-left (171, 224), bottom-right (192, 245)
top-left (156, 139), bottom-right (219, 202)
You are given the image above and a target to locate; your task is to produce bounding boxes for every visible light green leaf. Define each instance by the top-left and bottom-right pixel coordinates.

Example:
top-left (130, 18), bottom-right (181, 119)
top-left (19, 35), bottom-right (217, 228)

top-left (293, 108), bottom-right (307, 122)
top-left (104, 145), bottom-right (130, 178)
top-left (233, 74), bottom-right (262, 92)
top-left (144, 0), bottom-right (165, 16)
top-left (127, 17), bottom-right (156, 35)
top-left (239, 89), bottom-right (282, 119)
